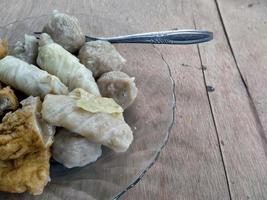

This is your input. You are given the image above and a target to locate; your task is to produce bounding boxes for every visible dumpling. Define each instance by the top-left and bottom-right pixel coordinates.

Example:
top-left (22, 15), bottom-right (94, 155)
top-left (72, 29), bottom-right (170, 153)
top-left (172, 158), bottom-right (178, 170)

top-left (79, 40), bottom-right (126, 77)
top-left (0, 96), bottom-right (55, 160)
top-left (37, 33), bottom-right (100, 96)
top-left (42, 10), bottom-right (85, 53)
top-left (53, 129), bottom-right (102, 168)
top-left (42, 88), bottom-right (133, 152)
top-left (0, 149), bottom-right (51, 195)
top-left (10, 34), bottom-right (38, 64)
top-left (0, 56), bottom-right (68, 97)
top-left (97, 71), bottom-right (138, 109)
top-left (0, 96), bottom-right (54, 195)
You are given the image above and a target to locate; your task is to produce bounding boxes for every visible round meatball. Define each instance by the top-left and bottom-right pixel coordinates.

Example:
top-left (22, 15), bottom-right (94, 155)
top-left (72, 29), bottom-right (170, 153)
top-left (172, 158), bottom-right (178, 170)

top-left (52, 129), bottom-right (102, 168)
top-left (79, 40), bottom-right (126, 78)
top-left (43, 10), bottom-right (85, 53)
top-left (97, 71), bottom-right (138, 109)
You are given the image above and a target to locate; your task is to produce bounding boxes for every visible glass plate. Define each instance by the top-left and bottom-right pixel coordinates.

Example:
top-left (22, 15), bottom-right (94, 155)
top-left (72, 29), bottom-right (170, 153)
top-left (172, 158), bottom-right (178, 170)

top-left (0, 14), bottom-right (175, 200)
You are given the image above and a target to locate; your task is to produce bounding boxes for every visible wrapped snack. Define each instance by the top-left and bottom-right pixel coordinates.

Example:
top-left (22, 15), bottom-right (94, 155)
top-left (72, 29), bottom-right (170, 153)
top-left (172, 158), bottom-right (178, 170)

top-left (37, 33), bottom-right (100, 96)
top-left (79, 40), bottom-right (126, 77)
top-left (10, 34), bottom-right (38, 64)
top-left (42, 88), bottom-right (133, 152)
top-left (53, 129), bottom-right (102, 168)
top-left (0, 96), bottom-right (55, 160)
top-left (0, 149), bottom-right (51, 195)
top-left (0, 56), bottom-right (68, 97)
top-left (97, 71), bottom-right (138, 109)
top-left (0, 86), bottom-right (19, 116)
top-left (43, 10), bottom-right (85, 53)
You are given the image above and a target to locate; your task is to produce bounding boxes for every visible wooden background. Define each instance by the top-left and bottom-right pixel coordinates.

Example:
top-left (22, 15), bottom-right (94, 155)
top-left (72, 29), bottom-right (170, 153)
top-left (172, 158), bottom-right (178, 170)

top-left (1, 0), bottom-right (267, 199)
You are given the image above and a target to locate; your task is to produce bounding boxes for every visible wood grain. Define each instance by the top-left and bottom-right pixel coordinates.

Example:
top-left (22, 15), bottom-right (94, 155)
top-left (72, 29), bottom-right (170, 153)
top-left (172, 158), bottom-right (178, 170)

top-left (0, 0), bottom-right (231, 199)
top-left (216, 0), bottom-right (267, 137)
top-left (193, 0), bottom-right (267, 199)
top-left (1, 0), bottom-right (267, 199)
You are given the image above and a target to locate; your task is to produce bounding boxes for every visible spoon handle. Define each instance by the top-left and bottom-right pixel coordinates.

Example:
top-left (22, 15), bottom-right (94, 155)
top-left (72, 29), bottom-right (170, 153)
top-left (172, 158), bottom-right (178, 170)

top-left (86, 29), bottom-right (213, 45)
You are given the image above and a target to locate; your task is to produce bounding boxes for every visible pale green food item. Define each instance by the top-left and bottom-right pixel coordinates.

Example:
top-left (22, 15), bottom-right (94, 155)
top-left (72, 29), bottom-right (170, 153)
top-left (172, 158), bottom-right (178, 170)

top-left (37, 33), bottom-right (100, 96)
top-left (0, 56), bottom-right (68, 97)
top-left (42, 88), bottom-right (133, 152)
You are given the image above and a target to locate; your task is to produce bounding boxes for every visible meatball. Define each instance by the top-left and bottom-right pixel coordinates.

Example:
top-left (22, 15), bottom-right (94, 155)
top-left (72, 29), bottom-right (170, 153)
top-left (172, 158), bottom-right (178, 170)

top-left (52, 129), bottom-right (102, 168)
top-left (79, 40), bottom-right (126, 78)
top-left (43, 10), bottom-right (85, 53)
top-left (97, 71), bottom-right (138, 109)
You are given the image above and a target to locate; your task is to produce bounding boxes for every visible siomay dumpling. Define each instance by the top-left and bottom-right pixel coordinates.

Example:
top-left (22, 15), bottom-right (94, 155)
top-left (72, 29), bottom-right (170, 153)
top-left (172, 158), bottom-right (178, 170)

top-left (42, 10), bottom-right (85, 53)
top-left (37, 33), bottom-right (100, 96)
top-left (52, 129), bottom-right (102, 168)
top-left (0, 148), bottom-right (51, 195)
top-left (0, 56), bottom-right (68, 97)
top-left (97, 71), bottom-right (138, 109)
top-left (42, 88), bottom-right (133, 152)
top-left (79, 40), bottom-right (126, 78)
top-left (0, 96), bottom-right (54, 195)
top-left (0, 96), bottom-right (55, 160)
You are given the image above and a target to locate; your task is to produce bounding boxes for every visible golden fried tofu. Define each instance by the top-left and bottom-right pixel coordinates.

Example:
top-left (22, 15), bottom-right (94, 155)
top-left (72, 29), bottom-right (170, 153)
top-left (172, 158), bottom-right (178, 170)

top-left (0, 148), bottom-right (51, 195)
top-left (0, 96), bottom-right (55, 160)
top-left (0, 38), bottom-right (8, 59)
top-left (0, 86), bottom-right (19, 116)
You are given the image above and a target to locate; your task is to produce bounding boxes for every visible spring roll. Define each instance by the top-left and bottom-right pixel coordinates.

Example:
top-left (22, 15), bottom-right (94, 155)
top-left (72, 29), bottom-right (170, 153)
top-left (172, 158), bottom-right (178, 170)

top-left (0, 56), bottom-right (68, 97)
top-left (42, 88), bottom-right (133, 152)
top-left (37, 33), bottom-right (100, 96)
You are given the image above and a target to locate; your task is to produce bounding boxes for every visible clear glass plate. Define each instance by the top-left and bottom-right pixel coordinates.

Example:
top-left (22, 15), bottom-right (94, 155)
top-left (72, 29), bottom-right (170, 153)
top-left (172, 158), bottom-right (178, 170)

top-left (0, 14), bottom-right (175, 200)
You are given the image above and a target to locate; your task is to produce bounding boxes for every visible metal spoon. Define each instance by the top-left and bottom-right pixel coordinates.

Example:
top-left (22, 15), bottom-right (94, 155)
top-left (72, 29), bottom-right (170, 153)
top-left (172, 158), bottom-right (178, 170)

top-left (35, 29), bottom-right (213, 45)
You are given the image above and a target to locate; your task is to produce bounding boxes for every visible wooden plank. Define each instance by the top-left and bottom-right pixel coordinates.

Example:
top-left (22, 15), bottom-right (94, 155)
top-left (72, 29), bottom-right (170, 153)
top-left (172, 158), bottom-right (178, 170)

top-left (193, 0), bottom-right (267, 199)
top-left (216, 0), bottom-right (267, 144)
top-left (125, 44), bottom-right (231, 200)
top-left (0, 0), bottom-right (230, 200)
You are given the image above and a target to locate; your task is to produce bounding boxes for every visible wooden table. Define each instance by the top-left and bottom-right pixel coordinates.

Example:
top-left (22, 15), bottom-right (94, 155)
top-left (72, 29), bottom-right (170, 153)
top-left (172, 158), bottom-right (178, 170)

top-left (1, 0), bottom-right (267, 199)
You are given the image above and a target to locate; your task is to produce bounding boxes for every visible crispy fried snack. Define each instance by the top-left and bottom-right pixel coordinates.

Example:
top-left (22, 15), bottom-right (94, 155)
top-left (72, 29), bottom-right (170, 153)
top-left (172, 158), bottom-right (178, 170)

top-left (0, 149), bottom-right (51, 195)
top-left (0, 86), bottom-right (19, 116)
top-left (0, 96), bottom-right (55, 160)
top-left (0, 38), bottom-right (8, 59)
top-left (37, 33), bottom-right (100, 96)
top-left (0, 96), bottom-right (54, 195)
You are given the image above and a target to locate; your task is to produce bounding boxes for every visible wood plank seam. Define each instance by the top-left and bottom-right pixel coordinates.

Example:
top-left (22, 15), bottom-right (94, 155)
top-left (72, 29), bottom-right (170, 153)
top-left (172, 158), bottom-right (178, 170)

top-left (0, 1), bottom-right (237, 198)
top-left (214, 0), bottom-right (267, 157)
top-left (192, 15), bottom-right (233, 200)
top-left (153, 40), bottom-right (230, 199)
top-left (196, 43), bottom-right (233, 200)
top-left (195, 0), bottom-right (266, 199)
